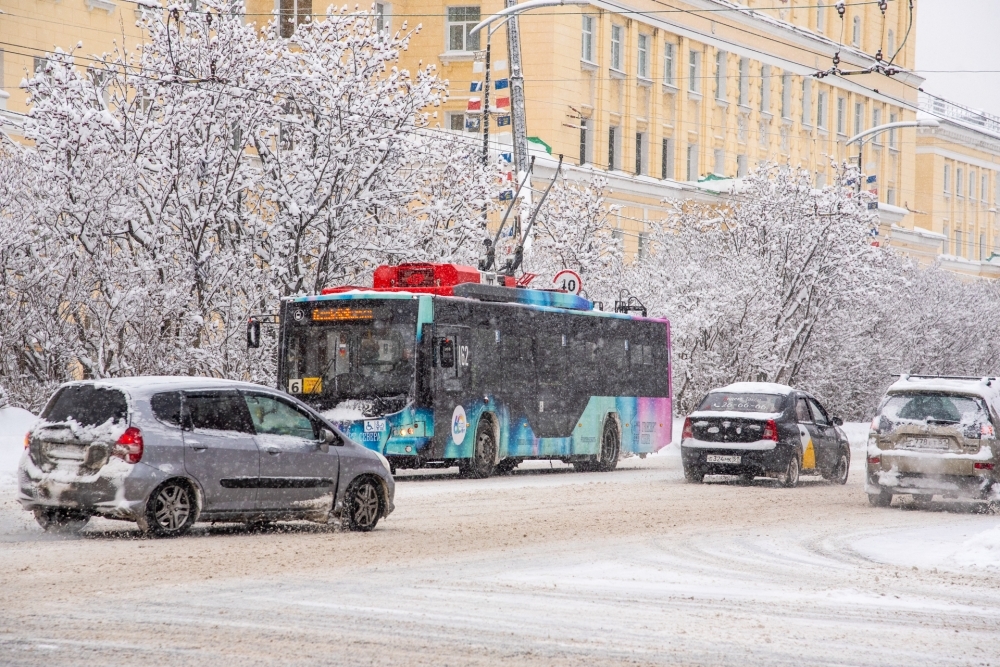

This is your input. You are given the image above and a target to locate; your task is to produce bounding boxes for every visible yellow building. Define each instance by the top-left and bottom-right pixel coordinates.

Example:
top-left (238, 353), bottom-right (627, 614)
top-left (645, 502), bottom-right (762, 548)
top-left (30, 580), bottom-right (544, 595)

top-left (0, 0), bottom-right (153, 138)
top-left (904, 93), bottom-right (1000, 278)
top-left (244, 0), bottom-right (923, 251)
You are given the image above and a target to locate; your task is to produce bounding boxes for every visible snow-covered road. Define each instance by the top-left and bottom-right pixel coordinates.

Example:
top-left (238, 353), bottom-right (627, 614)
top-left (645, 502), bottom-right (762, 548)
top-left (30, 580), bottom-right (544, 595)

top-left (1, 445), bottom-right (998, 666)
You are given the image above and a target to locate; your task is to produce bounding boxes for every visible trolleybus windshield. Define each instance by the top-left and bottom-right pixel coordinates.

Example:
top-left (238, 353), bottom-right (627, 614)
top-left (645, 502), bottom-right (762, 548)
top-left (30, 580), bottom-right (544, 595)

top-left (281, 300), bottom-right (418, 410)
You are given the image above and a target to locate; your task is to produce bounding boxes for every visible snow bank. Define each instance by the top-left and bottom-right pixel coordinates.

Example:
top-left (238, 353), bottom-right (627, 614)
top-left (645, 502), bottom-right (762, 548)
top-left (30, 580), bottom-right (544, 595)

top-left (853, 521), bottom-right (1000, 572)
top-left (0, 406), bottom-right (37, 485)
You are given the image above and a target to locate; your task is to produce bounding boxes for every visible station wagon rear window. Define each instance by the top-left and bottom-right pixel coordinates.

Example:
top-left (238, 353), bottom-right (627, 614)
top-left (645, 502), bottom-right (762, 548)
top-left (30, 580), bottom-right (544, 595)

top-left (881, 393), bottom-right (989, 427)
top-left (697, 392), bottom-right (786, 413)
top-left (41, 385), bottom-right (128, 427)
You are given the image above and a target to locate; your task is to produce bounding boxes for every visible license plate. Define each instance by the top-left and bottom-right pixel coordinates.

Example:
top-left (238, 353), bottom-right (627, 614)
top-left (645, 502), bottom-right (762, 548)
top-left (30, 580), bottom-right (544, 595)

top-left (707, 454), bottom-right (741, 464)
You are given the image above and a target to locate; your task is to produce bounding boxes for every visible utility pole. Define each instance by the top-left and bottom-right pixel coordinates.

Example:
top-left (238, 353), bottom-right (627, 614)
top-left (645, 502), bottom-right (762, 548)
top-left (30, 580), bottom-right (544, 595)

top-left (504, 0), bottom-right (529, 181)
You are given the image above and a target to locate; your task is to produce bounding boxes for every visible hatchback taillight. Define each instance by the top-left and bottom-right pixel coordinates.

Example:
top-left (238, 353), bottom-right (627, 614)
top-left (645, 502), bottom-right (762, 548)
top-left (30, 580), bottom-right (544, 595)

top-left (762, 419), bottom-right (779, 441)
top-left (113, 427), bottom-right (144, 464)
top-left (681, 417), bottom-right (693, 440)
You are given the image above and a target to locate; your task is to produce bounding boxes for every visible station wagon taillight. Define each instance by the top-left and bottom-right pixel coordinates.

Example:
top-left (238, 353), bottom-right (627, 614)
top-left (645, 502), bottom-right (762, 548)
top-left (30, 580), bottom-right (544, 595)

top-left (113, 427), bottom-right (144, 464)
top-left (762, 419), bottom-right (779, 441)
top-left (868, 455), bottom-right (881, 466)
top-left (974, 462), bottom-right (995, 471)
top-left (681, 417), bottom-right (693, 440)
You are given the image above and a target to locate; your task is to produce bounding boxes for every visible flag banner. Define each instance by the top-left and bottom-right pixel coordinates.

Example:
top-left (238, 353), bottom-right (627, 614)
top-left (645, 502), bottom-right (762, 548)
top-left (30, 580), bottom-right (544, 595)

top-left (465, 117), bottom-right (481, 132)
top-left (868, 187), bottom-right (878, 196)
top-left (870, 228), bottom-right (879, 237)
top-left (494, 59), bottom-right (507, 71)
top-left (494, 78), bottom-right (509, 90)
top-left (467, 97), bottom-right (482, 111)
top-left (500, 152), bottom-right (512, 162)
top-left (472, 61), bottom-right (485, 73)
top-left (499, 190), bottom-right (513, 201)
top-left (497, 115), bottom-right (511, 127)
top-left (867, 201), bottom-right (879, 210)
top-left (470, 81), bottom-right (483, 92)
top-left (866, 174), bottom-right (877, 183)
top-left (495, 96), bottom-right (510, 108)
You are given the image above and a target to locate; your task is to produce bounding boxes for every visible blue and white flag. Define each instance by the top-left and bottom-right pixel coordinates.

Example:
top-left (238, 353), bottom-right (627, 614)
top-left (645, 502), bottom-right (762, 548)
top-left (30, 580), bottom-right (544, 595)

top-left (867, 201), bottom-right (879, 210)
top-left (866, 174), bottom-right (877, 184)
top-left (497, 115), bottom-right (511, 127)
top-left (470, 81), bottom-right (483, 92)
top-left (500, 152), bottom-right (512, 163)
top-left (494, 78), bottom-right (509, 90)
top-left (499, 190), bottom-right (513, 201)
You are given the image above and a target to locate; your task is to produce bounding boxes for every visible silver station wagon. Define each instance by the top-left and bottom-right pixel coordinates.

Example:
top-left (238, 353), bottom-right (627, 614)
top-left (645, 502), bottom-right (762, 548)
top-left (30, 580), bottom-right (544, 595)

top-left (18, 377), bottom-right (395, 536)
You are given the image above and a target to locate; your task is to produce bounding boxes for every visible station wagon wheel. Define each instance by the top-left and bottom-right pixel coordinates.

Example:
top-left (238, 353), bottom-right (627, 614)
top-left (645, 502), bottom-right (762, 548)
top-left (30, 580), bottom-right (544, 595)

top-left (345, 478), bottom-right (382, 532)
top-left (461, 420), bottom-right (497, 479)
top-left (596, 419), bottom-right (621, 472)
top-left (33, 508), bottom-right (90, 535)
top-left (868, 489), bottom-right (893, 508)
top-left (779, 452), bottom-right (800, 488)
top-left (140, 480), bottom-right (196, 537)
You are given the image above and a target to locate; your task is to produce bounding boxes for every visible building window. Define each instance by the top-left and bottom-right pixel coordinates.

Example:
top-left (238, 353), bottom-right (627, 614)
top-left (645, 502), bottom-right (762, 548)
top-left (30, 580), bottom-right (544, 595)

top-left (957, 167), bottom-right (964, 198)
top-left (836, 97), bottom-right (846, 135)
top-left (608, 125), bottom-right (619, 170)
top-left (982, 173), bottom-right (989, 202)
top-left (852, 16), bottom-right (862, 47)
top-left (689, 50), bottom-right (700, 93)
top-left (713, 148), bottom-right (724, 176)
top-left (816, 90), bottom-right (827, 129)
top-left (581, 15), bottom-right (594, 62)
top-left (611, 25), bottom-right (623, 71)
top-left (944, 164), bottom-right (951, 194)
top-left (663, 42), bottom-right (675, 86)
top-left (579, 118), bottom-right (590, 165)
top-left (887, 187), bottom-right (895, 206)
top-left (970, 170), bottom-right (977, 199)
top-left (637, 35), bottom-right (650, 79)
top-left (686, 143), bottom-right (698, 180)
top-left (942, 224), bottom-right (950, 254)
top-left (661, 137), bottom-right (674, 179)
top-left (817, 6), bottom-right (825, 33)
top-left (889, 111), bottom-right (898, 148)
top-left (279, 0), bottom-right (312, 38)
top-left (854, 101), bottom-right (863, 135)
top-left (447, 6), bottom-right (481, 52)
top-left (638, 231), bottom-right (649, 259)
top-left (760, 65), bottom-right (771, 112)
top-left (374, 2), bottom-right (390, 32)
top-left (887, 30), bottom-right (895, 59)
top-left (956, 230), bottom-right (963, 256)
top-left (635, 132), bottom-right (645, 175)
top-left (737, 154), bottom-right (748, 178)
top-left (871, 107), bottom-right (882, 143)
top-left (738, 58), bottom-right (749, 106)
top-left (715, 50), bottom-right (727, 101)
top-left (781, 73), bottom-right (791, 119)
top-left (801, 78), bottom-right (812, 126)
top-left (980, 233), bottom-right (986, 260)
top-left (449, 112), bottom-right (479, 132)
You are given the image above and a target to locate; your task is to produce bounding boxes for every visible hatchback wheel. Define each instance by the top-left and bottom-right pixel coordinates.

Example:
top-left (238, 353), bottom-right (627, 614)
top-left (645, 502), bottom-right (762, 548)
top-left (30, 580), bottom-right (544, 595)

top-left (779, 453), bottom-right (800, 488)
top-left (139, 480), bottom-right (196, 537)
top-left (344, 478), bottom-right (382, 532)
top-left (34, 508), bottom-right (90, 535)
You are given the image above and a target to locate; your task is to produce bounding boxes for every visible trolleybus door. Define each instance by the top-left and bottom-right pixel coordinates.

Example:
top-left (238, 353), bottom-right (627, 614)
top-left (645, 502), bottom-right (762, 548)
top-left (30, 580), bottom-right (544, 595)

top-left (433, 325), bottom-right (470, 450)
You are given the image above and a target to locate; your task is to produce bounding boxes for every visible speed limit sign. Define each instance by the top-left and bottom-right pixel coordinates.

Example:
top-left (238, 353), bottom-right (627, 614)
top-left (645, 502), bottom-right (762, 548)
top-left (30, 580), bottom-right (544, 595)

top-left (553, 269), bottom-right (583, 295)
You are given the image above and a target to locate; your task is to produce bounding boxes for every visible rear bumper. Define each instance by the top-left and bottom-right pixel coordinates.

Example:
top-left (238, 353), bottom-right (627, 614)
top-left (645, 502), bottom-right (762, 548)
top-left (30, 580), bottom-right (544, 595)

top-left (681, 444), bottom-right (790, 475)
top-left (866, 450), bottom-right (998, 498)
top-left (17, 457), bottom-right (168, 520)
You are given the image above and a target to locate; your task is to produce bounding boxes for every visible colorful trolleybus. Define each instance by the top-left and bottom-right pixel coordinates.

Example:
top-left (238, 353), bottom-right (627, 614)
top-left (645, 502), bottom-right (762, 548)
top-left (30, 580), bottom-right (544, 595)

top-left (270, 263), bottom-right (672, 477)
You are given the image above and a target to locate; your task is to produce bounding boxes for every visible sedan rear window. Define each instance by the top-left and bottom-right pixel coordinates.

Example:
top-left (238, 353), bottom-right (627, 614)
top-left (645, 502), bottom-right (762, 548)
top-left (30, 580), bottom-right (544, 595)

top-left (697, 392), bottom-right (786, 413)
top-left (881, 393), bottom-right (989, 427)
top-left (41, 385), bottom-right (129, 427)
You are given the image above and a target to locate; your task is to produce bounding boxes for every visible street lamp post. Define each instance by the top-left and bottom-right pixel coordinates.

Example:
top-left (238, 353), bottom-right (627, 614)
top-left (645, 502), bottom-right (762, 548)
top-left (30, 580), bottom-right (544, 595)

top-left (846, 119), bottom-right (939, 193)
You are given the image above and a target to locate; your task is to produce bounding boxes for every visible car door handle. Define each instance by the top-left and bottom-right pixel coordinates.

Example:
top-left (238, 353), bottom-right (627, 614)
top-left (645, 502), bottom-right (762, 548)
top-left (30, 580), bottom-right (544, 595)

top-left (188, 441), bottom-right (208, 452)
top-left (266, 447), bottom-right (281, 455)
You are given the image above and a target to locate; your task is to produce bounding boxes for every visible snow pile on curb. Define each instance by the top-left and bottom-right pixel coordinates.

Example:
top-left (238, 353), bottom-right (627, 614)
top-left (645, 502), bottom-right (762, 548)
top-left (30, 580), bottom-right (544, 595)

top-left (853, 521), bottom-right (1000, 572)
top-left (0, 405), bottom-right (37, 486)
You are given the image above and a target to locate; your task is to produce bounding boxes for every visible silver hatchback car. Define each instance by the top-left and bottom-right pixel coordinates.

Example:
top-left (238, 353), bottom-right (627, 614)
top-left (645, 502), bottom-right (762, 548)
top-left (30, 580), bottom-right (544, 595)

top-left (18, 377), bottom-right (395, 536)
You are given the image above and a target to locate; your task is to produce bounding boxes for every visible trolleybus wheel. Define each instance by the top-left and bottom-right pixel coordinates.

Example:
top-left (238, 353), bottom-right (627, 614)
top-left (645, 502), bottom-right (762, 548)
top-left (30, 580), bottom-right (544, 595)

top-left (595, 419), bottom-right (621, 472)
top-left (460, 420), bottom-right (496, 479)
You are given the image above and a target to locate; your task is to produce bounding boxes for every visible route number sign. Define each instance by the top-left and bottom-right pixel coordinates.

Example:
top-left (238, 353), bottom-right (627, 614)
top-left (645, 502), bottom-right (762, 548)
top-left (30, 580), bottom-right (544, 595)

top-left (553, 269), bottom-right (583, 295)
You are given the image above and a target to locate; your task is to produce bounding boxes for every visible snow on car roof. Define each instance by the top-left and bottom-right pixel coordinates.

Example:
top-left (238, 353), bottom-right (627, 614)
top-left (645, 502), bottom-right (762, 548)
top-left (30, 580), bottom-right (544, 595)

top-left (58, 376), bottom-right (272, 396)
top-left (712, 381), bottom-right (794, 396)
top-left (887, 376), bottom-right (1000, 402)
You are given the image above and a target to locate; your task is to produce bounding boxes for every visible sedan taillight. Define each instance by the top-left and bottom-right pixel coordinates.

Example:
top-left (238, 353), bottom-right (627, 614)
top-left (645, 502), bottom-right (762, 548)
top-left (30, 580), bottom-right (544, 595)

top-left (681, 417), bottom-right (693, 440)
top-left (113, 427), bottom-right (144, 464)
top-left (762, 419), bottom-right (779, 441)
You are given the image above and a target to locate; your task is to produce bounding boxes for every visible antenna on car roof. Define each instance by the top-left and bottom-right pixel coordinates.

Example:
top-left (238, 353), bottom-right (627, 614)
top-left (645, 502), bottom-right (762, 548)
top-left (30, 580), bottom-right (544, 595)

top-left (893, 373), bottom-right (998, 385)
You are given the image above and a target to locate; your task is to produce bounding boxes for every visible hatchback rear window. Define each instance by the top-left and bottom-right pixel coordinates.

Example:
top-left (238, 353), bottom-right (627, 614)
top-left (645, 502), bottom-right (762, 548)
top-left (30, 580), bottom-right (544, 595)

top-left (881, 393), bottom-right (989, 427)
top-left (697, 392), bottom-right (786, 413)
top-left (41, 385), bottom-right (129, 427)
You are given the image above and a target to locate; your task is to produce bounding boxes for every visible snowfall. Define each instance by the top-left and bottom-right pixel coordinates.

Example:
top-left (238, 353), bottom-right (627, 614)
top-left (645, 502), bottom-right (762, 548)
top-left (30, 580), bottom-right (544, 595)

top-left (1, 410), bottom-right (999, 666)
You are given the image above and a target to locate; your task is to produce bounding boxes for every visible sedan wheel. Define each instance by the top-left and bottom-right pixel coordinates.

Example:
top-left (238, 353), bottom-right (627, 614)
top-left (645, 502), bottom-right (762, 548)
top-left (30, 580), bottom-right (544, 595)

top-left (830, 451), bottom-right (850, 485)
top-left (345, 478), bottom-right (382, 532)
top-left (779, 453), bottom-right (800, 488)
top-left (140, 480), bottom-right (196, 537)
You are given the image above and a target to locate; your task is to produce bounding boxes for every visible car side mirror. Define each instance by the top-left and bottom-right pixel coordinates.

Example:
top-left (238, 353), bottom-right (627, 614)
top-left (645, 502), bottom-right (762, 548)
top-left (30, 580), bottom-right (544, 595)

top-left (247, 317), bottom-right (261, 349)
top-left (832, 417), bottom-right (844, 426)
top-left (318, 428), bottom-right (339, 451)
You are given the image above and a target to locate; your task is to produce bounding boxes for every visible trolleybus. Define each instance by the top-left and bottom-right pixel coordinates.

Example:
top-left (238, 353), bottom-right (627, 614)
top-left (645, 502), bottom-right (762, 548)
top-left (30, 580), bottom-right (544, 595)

top-left (260, 263), bottom-right (672, 477)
